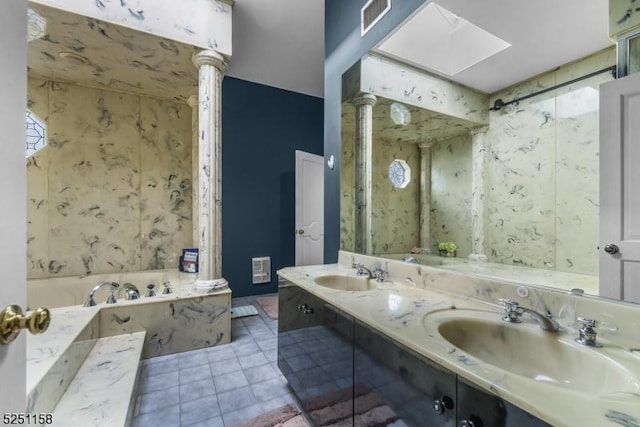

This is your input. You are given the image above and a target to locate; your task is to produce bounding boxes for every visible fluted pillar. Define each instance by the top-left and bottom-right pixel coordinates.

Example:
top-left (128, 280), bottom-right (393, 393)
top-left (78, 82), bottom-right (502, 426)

top-left (469, 126), bottom-right (489, 262)
top-left (352, 93), bottom-right (377, 254)
top-left (187, 95), bottom-right (199, 248)
top-left (192, 50), bottom-right (227, 280)
top-left (419, 142), bottom-right (435, 252)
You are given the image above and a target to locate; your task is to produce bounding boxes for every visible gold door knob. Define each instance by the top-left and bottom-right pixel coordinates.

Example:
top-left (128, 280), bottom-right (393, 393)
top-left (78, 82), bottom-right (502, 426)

top-left (297, 229), bottom-right (305, 235)
top-left (0, 305), bottom-right (51, 344)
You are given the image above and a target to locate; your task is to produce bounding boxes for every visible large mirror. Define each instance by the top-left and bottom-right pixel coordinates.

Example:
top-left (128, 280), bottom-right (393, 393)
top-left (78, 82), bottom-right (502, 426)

top-left (340, 1), bottom-right (615, 296)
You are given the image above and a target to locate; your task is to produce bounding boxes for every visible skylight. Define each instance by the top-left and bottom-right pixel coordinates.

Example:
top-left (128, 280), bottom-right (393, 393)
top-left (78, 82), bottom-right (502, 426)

top-left (375, 2), bottom-right (511, 76)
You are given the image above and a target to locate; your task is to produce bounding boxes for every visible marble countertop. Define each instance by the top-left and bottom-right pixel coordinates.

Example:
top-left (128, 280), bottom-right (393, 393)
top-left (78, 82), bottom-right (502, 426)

top-left (277, 262), bottom-right (640, 427)
top-left (381, 252), bottom-right (599, 295)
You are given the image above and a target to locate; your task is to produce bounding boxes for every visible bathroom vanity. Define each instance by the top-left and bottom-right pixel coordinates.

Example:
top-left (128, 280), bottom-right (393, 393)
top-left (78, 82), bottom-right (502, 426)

top-left (277, 252), bottom-right (640, 427)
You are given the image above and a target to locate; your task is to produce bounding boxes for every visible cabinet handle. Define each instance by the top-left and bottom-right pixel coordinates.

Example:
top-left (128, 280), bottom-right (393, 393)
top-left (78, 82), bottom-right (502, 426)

top-left (432, 395), bottom-right (454, 414)
top-left (460, 415), bottom-right (483, 427)
top-left (297, 304), bottom-right (314, 315)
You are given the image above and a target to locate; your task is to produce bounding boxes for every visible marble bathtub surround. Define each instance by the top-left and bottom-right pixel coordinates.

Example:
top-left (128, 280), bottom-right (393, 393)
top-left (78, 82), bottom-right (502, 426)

top-left (27, 306), bottom-right (100, 414)
top-left (26, 78), bottom-right (193, 279)
top-left (352, 93), bottom-right (377, 254)
top-left (192, 49), bottom-right (227, 282)
top-left (279, 251), bottom-right (640, 427)
top-left (468, 126), bottom-right (489, 262)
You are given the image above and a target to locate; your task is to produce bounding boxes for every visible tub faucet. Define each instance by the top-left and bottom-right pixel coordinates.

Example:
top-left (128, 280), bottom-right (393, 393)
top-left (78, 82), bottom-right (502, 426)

top-left (145, 284), bottom-right (157, 297)
top-left (499, 299), bottom-right (559, 332)
top-left (84, 282), bottom-right (119, 307)
top-left (120, 283), bottom-right (140, 300)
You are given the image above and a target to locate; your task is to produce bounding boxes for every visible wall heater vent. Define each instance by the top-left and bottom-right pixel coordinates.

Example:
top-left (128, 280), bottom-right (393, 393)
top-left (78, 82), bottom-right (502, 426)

top-left (361, 0), bottom-right (391, 36)
top-left (252, 256), bottom-right (271, 284)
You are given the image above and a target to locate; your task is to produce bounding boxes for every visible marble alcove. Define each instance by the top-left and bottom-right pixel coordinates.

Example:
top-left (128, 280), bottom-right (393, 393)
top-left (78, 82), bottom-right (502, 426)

top-left (26, 2), bottom-right (229, 283)
top-left (340, 48), bottom-right (614, 292)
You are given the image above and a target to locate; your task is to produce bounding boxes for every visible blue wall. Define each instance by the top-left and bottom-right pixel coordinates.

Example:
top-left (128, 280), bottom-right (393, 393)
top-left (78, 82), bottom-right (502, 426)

top-left (222, 77), bottom-right (324, 297)
top-left (324, 0), bottom-right (428, 262)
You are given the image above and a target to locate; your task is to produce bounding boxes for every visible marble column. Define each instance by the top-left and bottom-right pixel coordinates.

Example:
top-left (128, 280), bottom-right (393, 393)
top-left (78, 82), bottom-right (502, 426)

top-left (469, 126), bottom-right (489, 262)
top-left (187, 95), bottom-right (199, 248)
top-left (352, 93), bottom-right (377, 254)
top-left (419, 142), bottom-right (434, 252)
top-left (192, 50), bottom-right (227, 280)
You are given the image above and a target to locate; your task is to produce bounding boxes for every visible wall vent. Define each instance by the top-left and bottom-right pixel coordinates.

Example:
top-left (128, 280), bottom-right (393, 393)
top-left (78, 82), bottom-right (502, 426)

top-left (252, 256), bottom-right (271, 284)
top-left (361, 0), bottom-right (391, 36)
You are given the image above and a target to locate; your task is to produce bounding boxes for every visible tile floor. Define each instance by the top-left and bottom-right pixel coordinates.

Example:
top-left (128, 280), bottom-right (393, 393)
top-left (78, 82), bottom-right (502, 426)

top-left (131, 293), bottom-right (299, 427)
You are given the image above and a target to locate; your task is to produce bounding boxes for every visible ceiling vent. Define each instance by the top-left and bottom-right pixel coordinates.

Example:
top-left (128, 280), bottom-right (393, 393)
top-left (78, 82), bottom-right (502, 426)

top-left (361, 0), bottom-right (391, 36)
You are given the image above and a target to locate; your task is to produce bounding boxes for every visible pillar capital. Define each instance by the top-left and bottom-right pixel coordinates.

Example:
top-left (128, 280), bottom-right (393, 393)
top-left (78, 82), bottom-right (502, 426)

top-left (419, 141), bottom-right (435, 150)
top-left (187, 95), bottom-right (198, 108)
top-left (352, 93), bottom-right (377, 107)
top-left (192, 49), bottom-right (228, 74)
top-left (469, 125), bottom-right (489, 137)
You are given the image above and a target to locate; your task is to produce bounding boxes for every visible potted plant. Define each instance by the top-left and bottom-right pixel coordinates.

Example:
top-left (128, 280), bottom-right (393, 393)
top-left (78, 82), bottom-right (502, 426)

top-left (438, 242), bottom-right (457, 257)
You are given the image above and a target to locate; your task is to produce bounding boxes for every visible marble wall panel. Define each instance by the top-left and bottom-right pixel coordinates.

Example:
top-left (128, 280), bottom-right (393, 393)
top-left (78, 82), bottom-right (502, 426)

top-left (554, 49), bottom-right (615, 275)
top-left (487, 72), bottom-right (557, 269)
top-left (27, 78), bottom-right (193, 278)
top-left (430, 135), bottom-right (472, 257)
top-left (359, 53), bottom-right (489, 125)
top-left (47, 81), bottom-right (142, 276)
top-left (370, 135), bottom-right (420, 254)
top-left (27, 78), bottom-right (50, 278)
top-left (486, 48), bottom-right (614, 273)
top-left (31, 0), bottom-right (232, 55)
top-left (139, 98), bottom-right (192, 270)
top-left (609, 0), bottom-right (640, 38)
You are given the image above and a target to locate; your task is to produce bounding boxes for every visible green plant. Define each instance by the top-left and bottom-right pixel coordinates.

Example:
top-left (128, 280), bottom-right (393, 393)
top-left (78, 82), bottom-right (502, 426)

top-left (438, 242), bottom-right (457, 253)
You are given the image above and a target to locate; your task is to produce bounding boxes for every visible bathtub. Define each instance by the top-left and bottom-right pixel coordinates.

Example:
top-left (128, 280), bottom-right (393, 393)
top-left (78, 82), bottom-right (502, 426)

top-left (27, 269), bottom-right (232, 358)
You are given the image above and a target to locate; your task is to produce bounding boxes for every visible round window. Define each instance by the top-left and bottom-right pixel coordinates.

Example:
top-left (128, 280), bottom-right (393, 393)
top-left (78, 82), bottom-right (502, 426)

top-left (388, 159), bottom-right (411, 189)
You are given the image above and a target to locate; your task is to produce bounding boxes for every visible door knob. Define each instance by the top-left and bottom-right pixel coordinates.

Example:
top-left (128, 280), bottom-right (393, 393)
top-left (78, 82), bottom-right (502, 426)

top-left (460, 415), bottom-right (483, 427)
top-left (0, 305), bottom-right (51, 344)
top-left (297, 229), bottom-right (305, 235)
top-left (604, 244), bottom-right (619, 254)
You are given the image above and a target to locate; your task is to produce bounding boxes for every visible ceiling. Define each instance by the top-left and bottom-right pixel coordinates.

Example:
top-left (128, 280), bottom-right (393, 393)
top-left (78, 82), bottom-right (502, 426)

top-left (375, 0), bottom-right (614, 94)
top-left (28, 4), bottom-right (199, 103)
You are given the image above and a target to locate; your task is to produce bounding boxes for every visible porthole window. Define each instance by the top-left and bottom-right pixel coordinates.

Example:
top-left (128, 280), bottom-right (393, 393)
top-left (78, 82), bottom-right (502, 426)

top-left (26, 110), bottom-right (46, 158)
top-left (388, 159), bottom-right (411, 189)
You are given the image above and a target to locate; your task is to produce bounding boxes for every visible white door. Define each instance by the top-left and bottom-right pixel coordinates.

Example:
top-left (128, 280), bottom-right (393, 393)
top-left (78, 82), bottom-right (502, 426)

top-left (600, 71), bottom-right (640, 303)
top-left (295, 151), bottom-right (324, 266)
top-left (0, 0), bottom-right (28, 412)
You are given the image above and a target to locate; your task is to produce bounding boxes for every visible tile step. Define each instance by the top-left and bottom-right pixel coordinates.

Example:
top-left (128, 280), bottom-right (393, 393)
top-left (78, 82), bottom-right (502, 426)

top-left (51, 331), bottom-right (146, 427)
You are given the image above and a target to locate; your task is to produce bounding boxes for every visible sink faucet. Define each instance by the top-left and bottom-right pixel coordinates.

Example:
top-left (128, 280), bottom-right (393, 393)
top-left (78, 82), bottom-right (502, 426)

top-left (373, 268), bottom-right (388, 282)
top-left (84, 282), bottom-right (119, 307)
top-left (575, 317), bottom-right (601, 347)
top-left (352, 263), bottom-right (373, 278)
top-left (499, 299), bottom-right (559, 332)
top-left (120, 283), bottom-right (140, 300)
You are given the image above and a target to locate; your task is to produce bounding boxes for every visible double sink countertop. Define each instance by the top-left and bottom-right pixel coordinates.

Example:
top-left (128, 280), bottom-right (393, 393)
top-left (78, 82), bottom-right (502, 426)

top-left (277, 256), bottom-right (640, 427)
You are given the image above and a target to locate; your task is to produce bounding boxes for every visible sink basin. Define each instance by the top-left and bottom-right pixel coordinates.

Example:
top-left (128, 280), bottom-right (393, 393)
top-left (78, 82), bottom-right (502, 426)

top-left (429, 311), bottom-right (640, 394)
top-left (314, 274), bottom-right (377, 291)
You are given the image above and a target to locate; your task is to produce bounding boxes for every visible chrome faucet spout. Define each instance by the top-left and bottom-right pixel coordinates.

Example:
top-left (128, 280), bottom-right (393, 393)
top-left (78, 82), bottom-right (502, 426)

top-left (84, 282), bottom-right (120, 307)
top-left (499, 298), bottom-right (559, 332)
top-left (352, 263), bottom-right (373, 279)
top-left (520, 307), bottom-right (559, 332)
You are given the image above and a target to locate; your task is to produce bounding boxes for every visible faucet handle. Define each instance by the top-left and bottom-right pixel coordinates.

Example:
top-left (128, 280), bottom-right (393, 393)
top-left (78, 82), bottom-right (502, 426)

top-left (499, 298), bottom-right (523, 323)
top-left (577, 317), bottom-right (598, 329)
top-left (373, 268), bottom-right (388, 282)
top-left (576, 317), bottom-right (602, 347)
top-left (145, 284), bottom-right (157, 298)
top-left (161, 282), bottom-right (173, 295)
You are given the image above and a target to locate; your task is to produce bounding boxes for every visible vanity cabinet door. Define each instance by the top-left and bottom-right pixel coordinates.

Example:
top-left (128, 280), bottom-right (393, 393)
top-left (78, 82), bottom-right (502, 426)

top-left (457, 377), bottom-right (551, 427)
top-left (354, 320), bottom-right (457, 427)
top-left (278, 283), bottom-right (355, 426)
